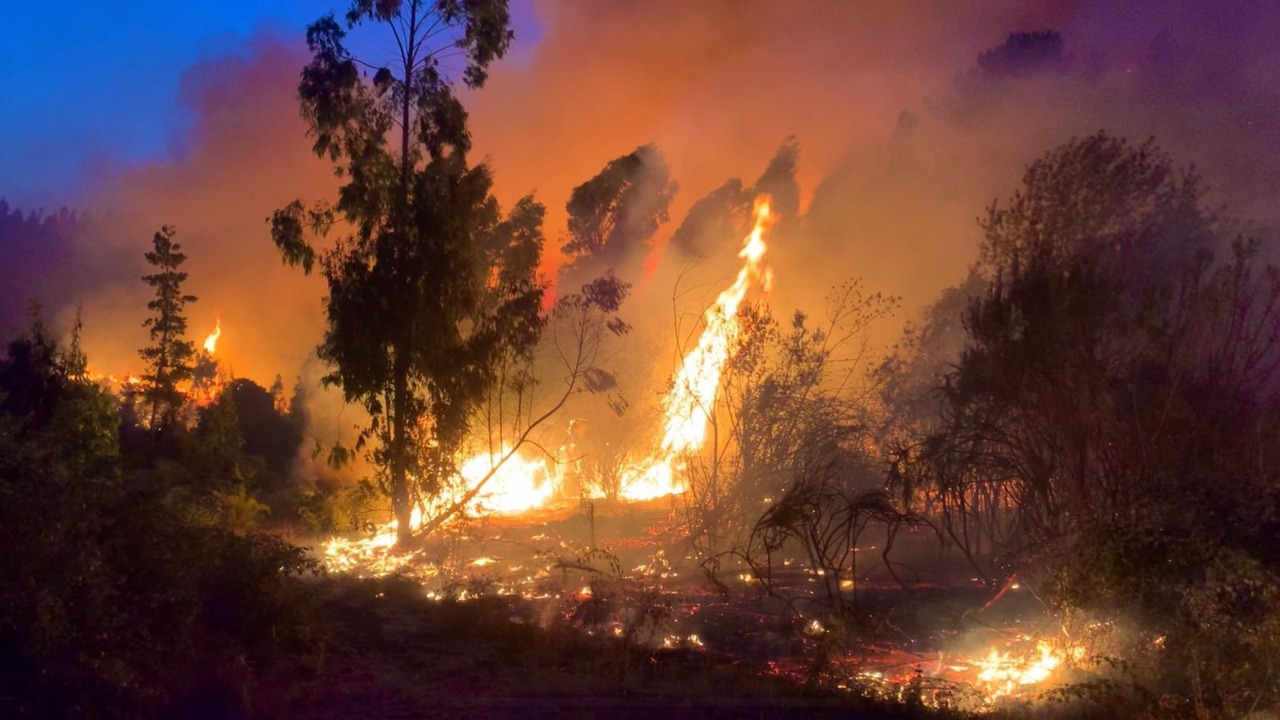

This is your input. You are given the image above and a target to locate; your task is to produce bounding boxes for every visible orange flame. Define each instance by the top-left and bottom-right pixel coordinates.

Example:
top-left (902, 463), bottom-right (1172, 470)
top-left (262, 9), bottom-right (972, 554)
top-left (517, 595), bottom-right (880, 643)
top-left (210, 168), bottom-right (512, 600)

top-left (320, 196), bottom-right (777, 570)
top-left (457, 446), bottom-right (560, 515)
top-left (203, 317), bottom-right (222, 354)
top-left (617, 195), bottom-right (774, 501)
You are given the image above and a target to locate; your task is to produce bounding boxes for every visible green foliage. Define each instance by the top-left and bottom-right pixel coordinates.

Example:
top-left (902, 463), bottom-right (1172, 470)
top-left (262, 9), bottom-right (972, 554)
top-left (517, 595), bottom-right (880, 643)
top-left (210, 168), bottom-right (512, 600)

top-left (297, 478), bottom-right (386, 534)
top-left (180, 377), bottom-right (321, 536)
top-left (213, 484), bottom-right (271, 533)
top-left (0, 318), bottom-right (321, 718)
top-left (192, 384), bottom-right (245, 487)
top-left (224, 378), bottom-right (303, 487)
top-left (271, 1), bottom-right (532, 544)
top-left (138, 225), bottom-right (198, 434)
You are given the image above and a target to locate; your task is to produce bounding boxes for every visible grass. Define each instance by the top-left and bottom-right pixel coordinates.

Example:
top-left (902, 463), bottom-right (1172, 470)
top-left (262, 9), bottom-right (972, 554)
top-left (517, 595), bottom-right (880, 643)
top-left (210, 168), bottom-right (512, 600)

top-left (247, 575), bottom-right (974, 719)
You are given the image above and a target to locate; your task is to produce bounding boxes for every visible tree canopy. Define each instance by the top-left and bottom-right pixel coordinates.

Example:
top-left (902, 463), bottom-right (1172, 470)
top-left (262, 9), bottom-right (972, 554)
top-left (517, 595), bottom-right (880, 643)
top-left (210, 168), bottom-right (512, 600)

top-left (269, 1), bottom-right (535, 544)
top-left (562, 143), bottom-right (677, 270)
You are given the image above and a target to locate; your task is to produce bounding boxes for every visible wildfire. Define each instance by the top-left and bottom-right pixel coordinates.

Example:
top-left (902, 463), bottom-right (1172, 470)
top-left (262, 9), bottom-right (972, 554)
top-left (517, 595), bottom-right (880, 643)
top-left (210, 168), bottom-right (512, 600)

top-left (322, 447), bottom-right (558, 574)
top-left (321, 196), bottom-right (778, 570)
top-left (617, 195), bottom-right (775, 501)
top-left (973, 639), bottom-right (1071, 701)
top-left (323, 506), bottom-right (432, 578)
top-left (853, 634), bottom-right (1088, 710)
top-left (203, 317), bottom-right (221, 354)
top-left (457, 446), bottom-right (559, 515)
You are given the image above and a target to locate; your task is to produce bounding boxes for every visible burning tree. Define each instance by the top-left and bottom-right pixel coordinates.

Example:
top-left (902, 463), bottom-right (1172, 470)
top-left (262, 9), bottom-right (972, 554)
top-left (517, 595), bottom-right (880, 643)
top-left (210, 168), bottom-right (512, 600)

top-left (272, 1), bottom-right (608, 546)
top-left (139, 225), bottom-right (198, 435)
top-left (418, 271), bottom-right (633, 532)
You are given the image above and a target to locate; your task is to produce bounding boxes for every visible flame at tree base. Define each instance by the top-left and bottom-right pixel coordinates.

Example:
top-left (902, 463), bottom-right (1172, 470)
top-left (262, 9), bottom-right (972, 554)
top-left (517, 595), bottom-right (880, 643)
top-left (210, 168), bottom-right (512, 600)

top-left (458, 447), bottom-right (561, 515)
top-left (321, 196), bottom-right (777, 571)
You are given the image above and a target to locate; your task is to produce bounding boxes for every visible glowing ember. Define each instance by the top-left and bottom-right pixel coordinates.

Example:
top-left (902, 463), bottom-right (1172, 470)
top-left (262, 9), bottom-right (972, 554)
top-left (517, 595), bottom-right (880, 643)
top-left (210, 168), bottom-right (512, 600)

top-left (852, 634), bottom-right (1088, 710)
top-left (203, 317), bottom-right (221, 354)
top-left (617, 195), bottom-right (775, 501)
top-left (323, 506), bottom-right (425, 577)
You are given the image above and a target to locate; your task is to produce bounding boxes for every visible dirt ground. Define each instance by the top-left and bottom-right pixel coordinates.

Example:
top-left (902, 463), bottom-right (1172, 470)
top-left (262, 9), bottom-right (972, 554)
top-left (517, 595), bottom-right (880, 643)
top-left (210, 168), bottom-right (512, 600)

top-left (251, 577), bottom-right (958, 719)
top-left (251, 502), bottom-right (1052, 719)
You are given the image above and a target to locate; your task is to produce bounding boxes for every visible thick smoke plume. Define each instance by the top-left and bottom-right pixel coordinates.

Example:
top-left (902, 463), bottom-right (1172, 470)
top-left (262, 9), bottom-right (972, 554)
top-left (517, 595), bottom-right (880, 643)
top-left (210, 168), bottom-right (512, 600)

top-left (5, 0), bottom-right (1276, 427)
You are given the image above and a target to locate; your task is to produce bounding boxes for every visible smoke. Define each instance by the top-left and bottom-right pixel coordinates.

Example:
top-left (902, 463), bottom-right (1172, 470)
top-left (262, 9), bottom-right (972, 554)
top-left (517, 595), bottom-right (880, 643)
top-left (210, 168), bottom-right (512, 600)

top-left (61, 36), bottom-right (338, 387)
top-left (468, 0), bottom-right (1279, 333)
top-left (6, 0), bottom-right (1277, 454)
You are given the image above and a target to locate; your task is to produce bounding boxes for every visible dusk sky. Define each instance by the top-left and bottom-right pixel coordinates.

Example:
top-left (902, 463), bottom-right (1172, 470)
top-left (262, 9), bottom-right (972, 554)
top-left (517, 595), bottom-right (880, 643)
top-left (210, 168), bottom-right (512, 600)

top-left (3, 0), bottom-right (1277, 386)
top-left (4, 7), bottom-right (1280, 717)
top-left (1, 1), bottom-right (543, 209)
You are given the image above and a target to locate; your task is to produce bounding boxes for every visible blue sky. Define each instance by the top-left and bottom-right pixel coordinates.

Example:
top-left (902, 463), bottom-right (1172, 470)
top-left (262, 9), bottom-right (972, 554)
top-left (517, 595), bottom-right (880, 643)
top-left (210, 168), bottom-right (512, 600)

top-left (0, 1), bottom-right (541, 210)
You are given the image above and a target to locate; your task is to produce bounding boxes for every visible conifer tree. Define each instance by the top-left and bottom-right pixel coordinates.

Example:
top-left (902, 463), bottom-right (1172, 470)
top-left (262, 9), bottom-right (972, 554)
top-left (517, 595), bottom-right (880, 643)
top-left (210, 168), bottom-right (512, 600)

top-left (139, 226), bottom-right (197, 434)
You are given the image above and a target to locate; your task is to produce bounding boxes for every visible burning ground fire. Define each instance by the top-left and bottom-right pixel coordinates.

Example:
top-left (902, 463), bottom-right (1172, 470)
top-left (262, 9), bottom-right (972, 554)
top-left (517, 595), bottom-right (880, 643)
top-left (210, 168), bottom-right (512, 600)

top-left (323, 195), bottom-right (777, 558)
top-left (847, 632), bottom-right (1091, 710)
top-left (87, 317), bottom-right (226, 408)
top-left (315, 195), bottom-right (1098, 711)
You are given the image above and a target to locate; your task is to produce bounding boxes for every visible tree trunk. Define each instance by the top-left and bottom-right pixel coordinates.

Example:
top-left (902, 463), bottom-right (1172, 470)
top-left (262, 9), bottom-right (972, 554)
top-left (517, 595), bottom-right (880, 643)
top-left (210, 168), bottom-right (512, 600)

top-left (391, 354), bottom-right (413, 546)
top-left (389, 4), bottom-right (417, 548)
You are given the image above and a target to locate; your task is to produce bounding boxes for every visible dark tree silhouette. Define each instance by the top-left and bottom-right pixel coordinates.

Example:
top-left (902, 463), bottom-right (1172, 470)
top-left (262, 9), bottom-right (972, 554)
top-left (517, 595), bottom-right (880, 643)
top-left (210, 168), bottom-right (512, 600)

top-left (668, 139), bottom-right (799, 259)
top-left (561, 143), bottom-right (677, 275)
top-left (894, 133), bottom-right (1280, 714)
top-left (976, 31), bottom-right (1064, 77)
top-left (0, 317), bottom-right (317, 717)
top-left (0, 201), bottom-right (101, 342)
top-left (269, 1), bottom-right (542, 544)
top-left (668, 179), bottom-right (751, 259)
top-left (139, 225), bottom-right (197, 435)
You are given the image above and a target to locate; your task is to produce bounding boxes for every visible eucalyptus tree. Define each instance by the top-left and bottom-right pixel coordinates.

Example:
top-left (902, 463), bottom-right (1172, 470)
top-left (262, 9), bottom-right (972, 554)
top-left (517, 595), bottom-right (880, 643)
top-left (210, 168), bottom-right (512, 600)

top-left (558, 144), bottom-right (677, 297)
top-left (269, 0), bottom-right (535, 545)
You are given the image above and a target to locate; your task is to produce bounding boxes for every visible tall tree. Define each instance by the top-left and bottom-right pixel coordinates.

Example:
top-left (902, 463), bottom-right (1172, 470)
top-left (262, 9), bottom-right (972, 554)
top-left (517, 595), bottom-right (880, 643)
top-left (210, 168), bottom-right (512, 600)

top-left (898, 134), bottom-right (1223, 566)
top-left (139, 225), bottom-right (197, 434)
top-left (668, 139), bottom-right (798, 259)
top-left (893, 134), bottom-right (1280, 712)
top-left (270, 0), bottom-right (529, 544)
top-left (560, 143), bottom-right (677, 279)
